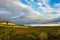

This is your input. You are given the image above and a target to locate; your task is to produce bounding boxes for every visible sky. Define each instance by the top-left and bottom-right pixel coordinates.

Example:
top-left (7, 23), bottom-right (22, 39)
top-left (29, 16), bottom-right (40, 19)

top-left (0, 0), bottom-right (60, 25)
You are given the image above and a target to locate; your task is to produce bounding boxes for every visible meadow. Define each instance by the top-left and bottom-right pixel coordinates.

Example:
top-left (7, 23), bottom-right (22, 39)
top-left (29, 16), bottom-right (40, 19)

top-left (0, 26), bottom-right (60, 40)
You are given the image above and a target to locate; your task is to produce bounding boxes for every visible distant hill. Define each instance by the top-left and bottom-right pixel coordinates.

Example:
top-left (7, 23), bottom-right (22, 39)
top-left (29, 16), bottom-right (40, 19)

top-left (0, 21), bottom-right (29, 28)
top-left (0, 21), bottom-right (16, 26)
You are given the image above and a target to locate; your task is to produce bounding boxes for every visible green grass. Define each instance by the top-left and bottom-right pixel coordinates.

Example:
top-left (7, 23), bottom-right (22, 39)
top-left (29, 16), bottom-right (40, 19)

top-left (0, 26), bottom-right (60, 40)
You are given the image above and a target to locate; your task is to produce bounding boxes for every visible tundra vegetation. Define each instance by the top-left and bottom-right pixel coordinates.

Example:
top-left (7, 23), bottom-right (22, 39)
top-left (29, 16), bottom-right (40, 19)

top-left (0, 22), bottom-right (60, 40)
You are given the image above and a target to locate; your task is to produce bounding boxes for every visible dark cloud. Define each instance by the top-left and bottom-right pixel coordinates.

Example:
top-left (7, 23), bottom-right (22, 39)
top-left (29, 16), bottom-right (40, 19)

top-left (0, 0), bottom-right (60, 25)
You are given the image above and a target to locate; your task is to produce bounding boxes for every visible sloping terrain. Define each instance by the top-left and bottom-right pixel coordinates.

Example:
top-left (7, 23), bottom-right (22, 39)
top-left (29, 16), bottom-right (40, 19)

top-left (0, 21), bottom-right (29, 28)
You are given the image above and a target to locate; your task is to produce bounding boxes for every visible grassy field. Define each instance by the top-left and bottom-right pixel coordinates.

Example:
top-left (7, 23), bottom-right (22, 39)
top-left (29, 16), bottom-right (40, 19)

top-left (0, 26), bottom-right (60, 40)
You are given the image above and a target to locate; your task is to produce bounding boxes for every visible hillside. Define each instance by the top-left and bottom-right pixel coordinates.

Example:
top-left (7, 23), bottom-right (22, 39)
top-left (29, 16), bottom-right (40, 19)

top-left (0, 21), bottom-right (29, 28)
top-left (0, 21), bottom-right (15, 26)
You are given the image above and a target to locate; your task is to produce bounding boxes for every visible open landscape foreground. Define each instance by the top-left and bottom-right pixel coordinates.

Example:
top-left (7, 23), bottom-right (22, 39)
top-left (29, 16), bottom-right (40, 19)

top-left (0, 26), bottom-right (60, 40)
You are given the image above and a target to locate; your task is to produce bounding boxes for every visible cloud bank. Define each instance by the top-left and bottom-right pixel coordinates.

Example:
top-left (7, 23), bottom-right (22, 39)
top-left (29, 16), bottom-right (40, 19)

top-left (0, 0), bottom-right (60, 25)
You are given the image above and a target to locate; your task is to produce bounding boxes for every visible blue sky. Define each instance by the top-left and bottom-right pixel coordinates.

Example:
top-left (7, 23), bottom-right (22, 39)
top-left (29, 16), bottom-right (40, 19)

top-left (0, 0), bottom-right (60, 25)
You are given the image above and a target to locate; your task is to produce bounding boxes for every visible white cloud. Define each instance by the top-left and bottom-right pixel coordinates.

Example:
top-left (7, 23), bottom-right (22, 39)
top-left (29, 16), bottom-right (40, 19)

top-left (27, 23), bottom-right (60, 26)
top-left (0, 0), bottom-right (60, 25)
top-left (37, 0), bottom-right (60, 14)
top-left (55, 3), bottom-right (60, 10)
top-left (37, 2), bottom-right (43, 7)
top-left (41, 0), bottom-right (50, 8)
top-left (55, 3), bottom-right (60, 8)
top-left (0, 0), bottom-right (48, 24)
top-left (24, 0), bottom-right (33, 5)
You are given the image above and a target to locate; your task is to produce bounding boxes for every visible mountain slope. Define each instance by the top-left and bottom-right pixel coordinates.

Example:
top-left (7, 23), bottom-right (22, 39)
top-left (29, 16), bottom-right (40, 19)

top-left (0, 21), bottom-right (29, 28)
